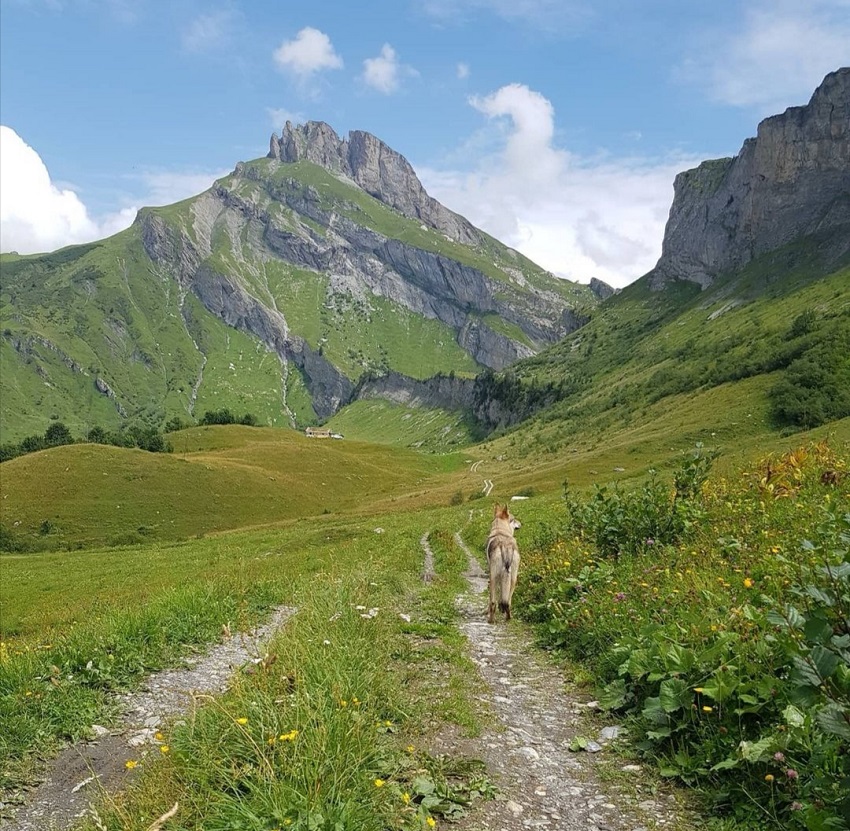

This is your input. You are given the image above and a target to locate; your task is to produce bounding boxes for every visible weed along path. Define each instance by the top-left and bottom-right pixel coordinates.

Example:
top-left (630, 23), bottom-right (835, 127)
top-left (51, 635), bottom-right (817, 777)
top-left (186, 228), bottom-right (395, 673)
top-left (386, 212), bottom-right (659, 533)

top-left (5, 606), bottom-right (295, 831)
top-left (441, 531), bottom-right (690, 831)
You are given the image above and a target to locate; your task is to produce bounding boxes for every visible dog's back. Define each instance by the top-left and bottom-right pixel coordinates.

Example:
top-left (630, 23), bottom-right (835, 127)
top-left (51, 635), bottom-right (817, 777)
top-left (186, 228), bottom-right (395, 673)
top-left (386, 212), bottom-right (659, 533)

top-left (486, 504), bottom-right (521, 623)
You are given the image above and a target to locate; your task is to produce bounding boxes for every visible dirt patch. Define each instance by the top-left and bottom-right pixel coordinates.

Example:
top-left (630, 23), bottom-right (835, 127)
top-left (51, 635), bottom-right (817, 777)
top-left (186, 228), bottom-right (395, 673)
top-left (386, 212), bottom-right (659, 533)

top-left (4, 606), bottom-right (295, 831)
top-left (441, 532), bottom-right (693, 831)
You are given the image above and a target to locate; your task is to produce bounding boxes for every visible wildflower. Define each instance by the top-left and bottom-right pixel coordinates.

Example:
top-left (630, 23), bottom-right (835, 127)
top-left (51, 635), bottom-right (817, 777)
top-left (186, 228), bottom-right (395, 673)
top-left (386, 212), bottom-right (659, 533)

top-left (406, 745), bottom-right (415, 753)
top-left (786, 768), bottom-right (799, 780)
top-left (402, 792), bottom-right (411, 804)
top-left (790, 802), bottom-right (803, 811)
top-left (764, 774), bottom-right (774, 783)
top-left (702, 706), bottom-right (713, 713)
top-left (236, 717), bottom-right (248, 725)
top-left (743, 578), bottom-right (754, 589)
top-left (374, 779), bottom-right (385, 788)
top-left (773, 752), bottom-right (785, 762)
top-left (124, 760), bottom-right (138, 770)
top-left (155, 732), bottom-right (164, 741)
top-left (694, 687), bottom-right (704, 693)
top-left (279, 730), bottom-right (298, 742)
top-left (339, 699), bottom-right (348, 708)
top-left (160, 745), bottom-right (170, 754)
top-left (268, 737), bottom-right (277, 745)
top-left (614, 592), bottom-right (626, 602)
top-left (426, 818), bottom-right (436, 828)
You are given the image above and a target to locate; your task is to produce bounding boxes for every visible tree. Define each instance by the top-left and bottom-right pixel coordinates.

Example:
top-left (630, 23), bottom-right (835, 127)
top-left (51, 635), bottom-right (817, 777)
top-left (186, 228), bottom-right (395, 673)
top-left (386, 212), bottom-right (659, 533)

top-left (44, 422), bottom-right (72, 447)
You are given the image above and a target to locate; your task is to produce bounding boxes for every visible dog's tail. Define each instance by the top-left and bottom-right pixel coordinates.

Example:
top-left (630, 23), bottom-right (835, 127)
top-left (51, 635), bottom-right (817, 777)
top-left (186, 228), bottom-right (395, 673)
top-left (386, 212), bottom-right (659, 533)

top-left (498, 554), bottom-right (513, 614)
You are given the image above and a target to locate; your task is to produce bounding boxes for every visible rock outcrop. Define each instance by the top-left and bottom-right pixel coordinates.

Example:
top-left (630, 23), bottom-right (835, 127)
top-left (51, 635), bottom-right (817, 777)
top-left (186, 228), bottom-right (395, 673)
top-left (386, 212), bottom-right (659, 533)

top-left (270, 121), bottom-right (481, 246)
top-left (589, 278), bottom-right (616, 301)
top-left (651, 67), bottom-right (850, 290)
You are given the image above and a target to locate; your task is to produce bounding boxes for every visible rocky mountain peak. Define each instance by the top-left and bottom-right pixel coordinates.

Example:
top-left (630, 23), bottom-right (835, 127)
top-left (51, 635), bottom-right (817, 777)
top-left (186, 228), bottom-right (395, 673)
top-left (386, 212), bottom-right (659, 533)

top-left (650, 67), bottom-right (850, 290)
top-left (268, 120), bottom-right (480, 245)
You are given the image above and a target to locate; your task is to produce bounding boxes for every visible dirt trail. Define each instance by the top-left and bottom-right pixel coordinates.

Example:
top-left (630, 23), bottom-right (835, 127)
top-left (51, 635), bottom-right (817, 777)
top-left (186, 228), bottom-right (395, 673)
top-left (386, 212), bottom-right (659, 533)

top-left (4, 606), bottom-right (295, 831)
top-left (432, 531), bottom-right (688, 831)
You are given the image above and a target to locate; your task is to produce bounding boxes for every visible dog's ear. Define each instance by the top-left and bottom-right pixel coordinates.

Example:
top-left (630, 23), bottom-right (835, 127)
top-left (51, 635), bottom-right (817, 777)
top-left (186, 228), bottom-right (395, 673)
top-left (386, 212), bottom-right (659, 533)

top-left (493, 503), bottom-right (501, 517)
top-left (494, 503), bottom-right (508, 519)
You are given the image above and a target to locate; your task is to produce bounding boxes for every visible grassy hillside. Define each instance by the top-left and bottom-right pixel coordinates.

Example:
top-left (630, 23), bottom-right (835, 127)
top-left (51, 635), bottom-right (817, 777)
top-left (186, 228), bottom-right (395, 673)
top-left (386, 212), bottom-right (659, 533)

top-left (326, 400), bottom-right (477, 451)
top-left (0, 425), bottom-right (464, 550)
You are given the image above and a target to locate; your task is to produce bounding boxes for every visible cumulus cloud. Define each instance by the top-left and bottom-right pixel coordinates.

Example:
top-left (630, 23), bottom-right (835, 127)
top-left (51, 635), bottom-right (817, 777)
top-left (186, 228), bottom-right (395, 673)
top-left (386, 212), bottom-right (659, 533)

top-left (361, 44), bottom-right (417, 94)
top-left (181, 7), bottom-right (239, 53)
top-left (681, 0), bottom-right (850, 113)
top-left (0, 126), bottom-right (227, 255)
top-left (273, 27), bottom-right (343, 79)
top-left (418, 85), bottom-right (701, 288)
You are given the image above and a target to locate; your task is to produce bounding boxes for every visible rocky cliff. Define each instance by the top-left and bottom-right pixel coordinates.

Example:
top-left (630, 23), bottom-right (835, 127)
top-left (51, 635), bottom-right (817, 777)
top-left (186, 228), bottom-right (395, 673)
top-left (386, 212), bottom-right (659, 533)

top-left (651, 67), bottom-right (850, 290)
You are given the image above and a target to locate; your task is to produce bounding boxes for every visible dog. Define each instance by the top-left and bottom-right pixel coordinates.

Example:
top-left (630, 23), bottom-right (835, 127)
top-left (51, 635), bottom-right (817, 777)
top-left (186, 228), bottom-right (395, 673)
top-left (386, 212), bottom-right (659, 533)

top-left (486, 504), bottom-right (521, 624)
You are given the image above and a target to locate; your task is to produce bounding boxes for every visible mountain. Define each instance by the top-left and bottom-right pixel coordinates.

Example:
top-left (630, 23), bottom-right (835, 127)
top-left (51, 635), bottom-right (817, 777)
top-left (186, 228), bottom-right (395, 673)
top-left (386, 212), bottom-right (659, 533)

top-left (460, 69), bottom-right (850, 454)
top-left (650, 67), bottom-right (850, 290)
top-left (0, 123), bottom-right (593, 442)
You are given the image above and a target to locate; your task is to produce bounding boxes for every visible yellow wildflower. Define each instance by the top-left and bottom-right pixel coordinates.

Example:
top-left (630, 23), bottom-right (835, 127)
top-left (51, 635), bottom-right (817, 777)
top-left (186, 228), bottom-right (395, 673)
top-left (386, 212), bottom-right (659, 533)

top-left (765, 774), bottom-right (774, 782)
top-left (427, 818), bottom-right (436, 828)
top-left (402, 792), bottom-right (411, 804)
top-left (743, 578), bottom-right (754, 589)
top-left (160, 745), bottom-right (170, 754)
top-left (124, 760), bottom-right (138, 770)
top-left (155, 732), bottom-right (164, 741)
top-left (702, 706), bottom-right (713, 713)
top-left (236, 717), bottom-right (248, 725)
top-left (374, 778), bottom-right (385, 787)
top-left (694, 687), bottom-right (704, 693)
top-left (406, 745), bottom-right (415, 753)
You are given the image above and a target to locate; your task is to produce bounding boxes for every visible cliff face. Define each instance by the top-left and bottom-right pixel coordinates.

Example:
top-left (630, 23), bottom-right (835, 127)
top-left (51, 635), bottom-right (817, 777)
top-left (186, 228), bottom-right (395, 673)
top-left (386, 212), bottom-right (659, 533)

top-left (269, 121), bottom-right (481, 246)
top-left (651, 68), bottom-right (850, 290)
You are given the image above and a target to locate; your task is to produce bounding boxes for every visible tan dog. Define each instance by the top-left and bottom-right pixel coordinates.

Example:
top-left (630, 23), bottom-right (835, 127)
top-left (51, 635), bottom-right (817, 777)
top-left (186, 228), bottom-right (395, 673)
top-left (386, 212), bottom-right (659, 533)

top-left (486, 504), bottom-right (521, 624)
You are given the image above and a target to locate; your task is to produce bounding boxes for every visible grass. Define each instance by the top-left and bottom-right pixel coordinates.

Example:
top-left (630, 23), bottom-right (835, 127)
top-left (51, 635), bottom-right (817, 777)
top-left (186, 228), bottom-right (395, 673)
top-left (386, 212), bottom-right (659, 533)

top-left (1, 498), bottom-right (493, 829)
top-left (0, 426), bottom-right (466, 551)
top-left (326, 400), bottom-right (477, 452)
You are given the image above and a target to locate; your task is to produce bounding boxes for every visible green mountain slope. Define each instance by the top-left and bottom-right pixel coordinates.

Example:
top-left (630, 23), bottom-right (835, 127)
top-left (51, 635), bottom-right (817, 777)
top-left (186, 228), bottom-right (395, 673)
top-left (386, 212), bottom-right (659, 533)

top-left (0, 127), bottom-right (593, 443)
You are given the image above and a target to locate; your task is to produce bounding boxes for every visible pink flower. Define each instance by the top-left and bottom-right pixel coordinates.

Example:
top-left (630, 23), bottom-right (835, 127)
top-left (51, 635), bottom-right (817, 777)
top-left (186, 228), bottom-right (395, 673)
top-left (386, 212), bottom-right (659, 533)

top-left (786, 768), bottom-right (799, 780)
top-left (773, 752), bottom-right (785, 762)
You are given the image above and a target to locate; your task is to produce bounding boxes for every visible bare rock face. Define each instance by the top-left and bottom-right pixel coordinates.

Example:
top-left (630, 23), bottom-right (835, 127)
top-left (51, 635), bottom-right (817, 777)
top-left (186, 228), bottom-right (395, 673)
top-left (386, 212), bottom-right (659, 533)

top-left (270, 121), bottom-right (481, 246)
top-left (651, 67), bottom-right (850, 290)
top-left (589, 277), bottom-right (616, 301)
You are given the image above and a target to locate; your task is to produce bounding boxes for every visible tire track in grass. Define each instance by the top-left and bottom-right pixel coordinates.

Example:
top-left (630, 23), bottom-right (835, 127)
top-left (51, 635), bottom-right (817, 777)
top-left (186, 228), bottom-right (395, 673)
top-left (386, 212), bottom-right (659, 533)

top-left (5, 606), bottom-right (296, 831)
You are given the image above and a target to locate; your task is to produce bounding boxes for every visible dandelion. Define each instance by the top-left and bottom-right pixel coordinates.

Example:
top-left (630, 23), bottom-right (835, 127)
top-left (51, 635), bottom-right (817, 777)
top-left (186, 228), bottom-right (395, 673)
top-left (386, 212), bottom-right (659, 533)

top-left (374, 778), bottom-right (385, 787)
top-left (124, 760), bottom-right (138, 770)
top-left (160, 745), bottom-right (170, 754)
top-left (743, 578), bottom-right (754, 588)
top-left (765, 774), bottom-right (774, 783)
top-left (236, 717), bottom-right (248, 725)
top-left (702, 706), bottom-right (713, 713)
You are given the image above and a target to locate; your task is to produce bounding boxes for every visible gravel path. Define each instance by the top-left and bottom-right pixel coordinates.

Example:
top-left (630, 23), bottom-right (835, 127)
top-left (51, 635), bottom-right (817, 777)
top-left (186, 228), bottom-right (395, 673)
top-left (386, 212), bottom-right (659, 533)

top-left (3, 606), bottom-right (295, 831)
top-left (435, 531), bottom-right (688, 831)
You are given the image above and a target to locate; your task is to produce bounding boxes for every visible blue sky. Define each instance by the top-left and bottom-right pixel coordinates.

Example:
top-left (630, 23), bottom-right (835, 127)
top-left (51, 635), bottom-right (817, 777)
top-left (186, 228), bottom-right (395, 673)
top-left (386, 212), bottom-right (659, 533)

top-left (1, 0), bottom-right (848, 286)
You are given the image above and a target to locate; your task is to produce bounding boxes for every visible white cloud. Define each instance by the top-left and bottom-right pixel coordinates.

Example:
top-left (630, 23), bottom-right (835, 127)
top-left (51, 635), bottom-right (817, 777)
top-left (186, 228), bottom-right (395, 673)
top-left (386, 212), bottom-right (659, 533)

top-left (273, 27), bottom-right (343, 78)
top-left (681, 0), bottom-right (850, 113)
top-left (0, 126), bottom-right (227, 255)
top-left (457, 62), bottom-right (470, 79)
top-left (0, 125), bottom-right (100, 254)
top-left (361, 44), bottom-right (417, 94)
top-left (182, 8), bottom-right (239, 53)
top-left (418, 86), bottom-right (701, 288)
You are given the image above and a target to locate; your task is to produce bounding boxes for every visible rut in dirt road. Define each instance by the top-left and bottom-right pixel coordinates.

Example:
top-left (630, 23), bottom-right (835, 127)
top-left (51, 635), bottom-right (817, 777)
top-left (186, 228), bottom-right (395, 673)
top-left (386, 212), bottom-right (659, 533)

top-left (4, 606), bottom-right (295, 831)
top-left (445, 531), bottom-right (688, 831)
